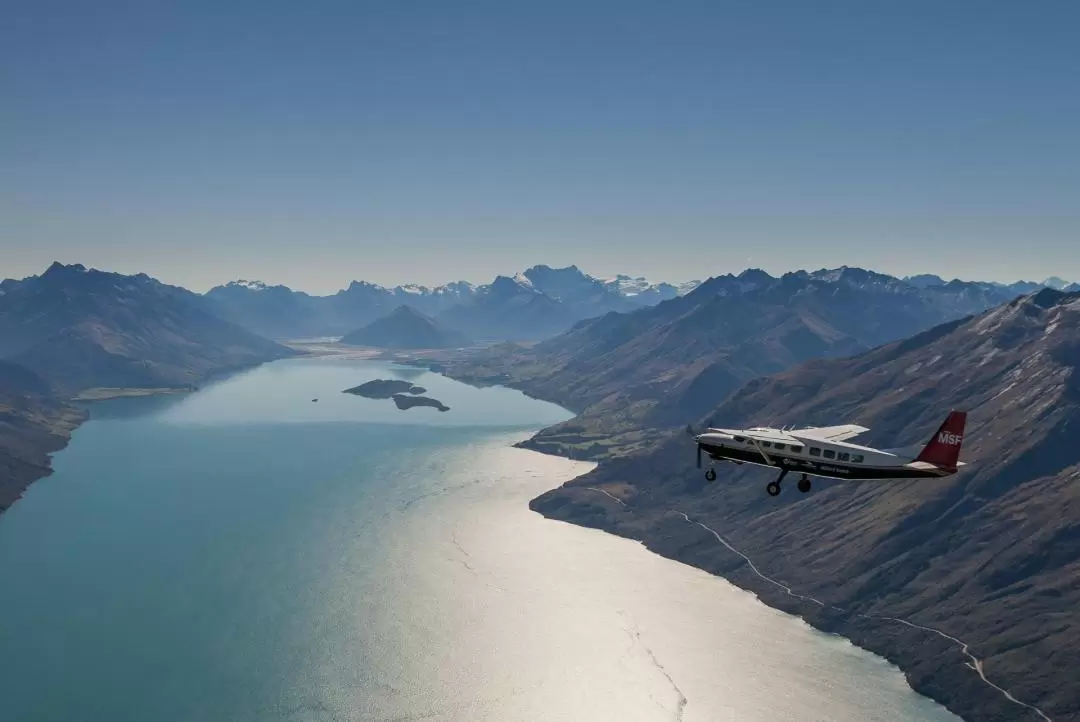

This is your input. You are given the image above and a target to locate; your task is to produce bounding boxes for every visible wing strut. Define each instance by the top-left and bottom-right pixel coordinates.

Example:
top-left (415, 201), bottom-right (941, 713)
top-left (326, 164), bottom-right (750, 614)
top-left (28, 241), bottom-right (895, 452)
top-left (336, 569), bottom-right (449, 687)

top-left (748, 438), bottom-right (774, 465)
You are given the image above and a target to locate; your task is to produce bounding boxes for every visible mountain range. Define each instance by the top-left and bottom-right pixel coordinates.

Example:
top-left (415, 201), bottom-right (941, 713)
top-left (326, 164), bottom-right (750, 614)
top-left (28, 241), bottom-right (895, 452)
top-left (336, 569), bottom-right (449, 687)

top-left (0, 263), bottom-right (296, 394)
top-left (903, 273), bottom-right (1080, 294)
top-left (440, 266), bottom-right (1037, 459)
top-left (205, 265), bottom-right (700, 340)
top-left (523, 287), bottom-right (1080, 722)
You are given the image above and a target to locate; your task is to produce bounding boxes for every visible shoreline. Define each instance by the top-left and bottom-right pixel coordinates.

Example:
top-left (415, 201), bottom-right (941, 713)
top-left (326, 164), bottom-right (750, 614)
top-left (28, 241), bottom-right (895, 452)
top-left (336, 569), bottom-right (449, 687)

top-left (72, 387), bottom-right (193, 402)
top-left (1, 355), bottom-right (294, 518)
top-left (0, 406), bottom-right (87, 515)
top-left (528, 489), bottom-right (1050, 722)
top-left (428, 363), bottom-right (1043, 722)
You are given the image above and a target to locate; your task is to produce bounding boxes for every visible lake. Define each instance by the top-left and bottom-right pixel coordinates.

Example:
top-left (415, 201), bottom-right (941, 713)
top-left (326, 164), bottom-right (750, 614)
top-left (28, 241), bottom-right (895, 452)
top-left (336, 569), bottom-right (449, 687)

top-left (0, 358), bottom-right (961, 721)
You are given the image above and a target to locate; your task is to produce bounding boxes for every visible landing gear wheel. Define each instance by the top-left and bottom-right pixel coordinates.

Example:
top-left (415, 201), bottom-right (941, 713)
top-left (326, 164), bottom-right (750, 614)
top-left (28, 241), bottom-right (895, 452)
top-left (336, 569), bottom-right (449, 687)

top-left (766, 481), bottom-right (781, 496)
top-left (705, 468), bottom-right (717, 482)
top-left (797, 477), bottom-right (812, 493)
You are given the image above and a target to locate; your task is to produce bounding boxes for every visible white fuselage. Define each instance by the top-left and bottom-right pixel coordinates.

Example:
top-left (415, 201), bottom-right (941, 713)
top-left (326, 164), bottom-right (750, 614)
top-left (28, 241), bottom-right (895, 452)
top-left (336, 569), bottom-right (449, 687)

top-left (695, 426), bottom-right (950, 480)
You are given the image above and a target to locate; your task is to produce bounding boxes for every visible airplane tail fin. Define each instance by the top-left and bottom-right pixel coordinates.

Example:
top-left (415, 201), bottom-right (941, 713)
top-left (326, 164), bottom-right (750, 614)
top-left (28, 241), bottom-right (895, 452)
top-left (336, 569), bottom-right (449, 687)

top-left (914, 410), bottom-right (967, 470)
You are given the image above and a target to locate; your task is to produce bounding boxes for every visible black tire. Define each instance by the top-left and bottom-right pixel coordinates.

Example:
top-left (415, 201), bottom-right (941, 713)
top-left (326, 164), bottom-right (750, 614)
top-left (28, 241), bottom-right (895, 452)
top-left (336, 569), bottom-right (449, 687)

top-left (766, 481), bottom-right (781, 496)
top-left (705, 468), bottom-right (717, 482)
top-left (798, 478), bottom-right (812, 493)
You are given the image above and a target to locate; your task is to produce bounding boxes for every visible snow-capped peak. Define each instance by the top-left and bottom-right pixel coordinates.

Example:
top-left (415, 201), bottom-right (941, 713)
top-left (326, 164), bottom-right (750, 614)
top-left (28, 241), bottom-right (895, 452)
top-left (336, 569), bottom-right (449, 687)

top-left (512, 271), bottom-right (535, 289)
top-left (396, 283), bottom-right (430, 295)
top-left (432, 281), bottom-right (476, 296)
top-left (1042, 276), bottom-right (1072, 290)
top-left (232, 279), bottom-right (269, 291)
top-left (602, 274), bottom-right (701, 298)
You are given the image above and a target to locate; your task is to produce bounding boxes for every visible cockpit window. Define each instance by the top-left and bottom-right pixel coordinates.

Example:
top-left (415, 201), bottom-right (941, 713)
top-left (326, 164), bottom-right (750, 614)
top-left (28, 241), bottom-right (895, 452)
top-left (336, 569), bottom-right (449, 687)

top-left (761, 441), bottom-right (772, 448)
top-left (733, 436), bottom-right (745, 443)
top-left (789, 446), bottom-right (803, 454)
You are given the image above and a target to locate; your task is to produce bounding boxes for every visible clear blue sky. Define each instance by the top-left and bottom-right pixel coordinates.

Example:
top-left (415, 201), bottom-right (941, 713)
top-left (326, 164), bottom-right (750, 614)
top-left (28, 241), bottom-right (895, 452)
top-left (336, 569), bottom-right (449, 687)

top-left (3, 1), bottom-right (1078, 293)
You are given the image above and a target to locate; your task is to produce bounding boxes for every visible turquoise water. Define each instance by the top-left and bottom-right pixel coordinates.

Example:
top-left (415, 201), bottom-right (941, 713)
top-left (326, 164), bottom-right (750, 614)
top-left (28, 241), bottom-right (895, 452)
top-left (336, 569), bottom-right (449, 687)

top-left (0, 358), bottom-right (960, 721)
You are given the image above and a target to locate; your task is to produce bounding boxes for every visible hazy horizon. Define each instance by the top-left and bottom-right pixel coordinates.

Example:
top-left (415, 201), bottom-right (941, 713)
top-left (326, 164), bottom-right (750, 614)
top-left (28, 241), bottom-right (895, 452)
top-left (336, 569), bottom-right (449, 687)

top-left (4, 2), bottom-right (1078, 292)
top-left (10, 257), bottom-right (1074, 297)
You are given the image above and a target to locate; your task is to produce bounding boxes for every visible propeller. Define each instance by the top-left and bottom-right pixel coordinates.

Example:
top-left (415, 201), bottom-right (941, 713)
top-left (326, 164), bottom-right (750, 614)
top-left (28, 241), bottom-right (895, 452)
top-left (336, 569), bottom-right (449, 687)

top-left (687, 423), bottom-right (702, 468)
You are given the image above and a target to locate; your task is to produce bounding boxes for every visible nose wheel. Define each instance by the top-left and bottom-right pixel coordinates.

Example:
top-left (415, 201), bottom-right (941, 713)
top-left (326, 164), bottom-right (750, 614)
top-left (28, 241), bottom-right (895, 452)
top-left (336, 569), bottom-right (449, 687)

top-left (797, 475), bottom-right (812, 493)
top-left (705, 468), bottom-right (717, 482)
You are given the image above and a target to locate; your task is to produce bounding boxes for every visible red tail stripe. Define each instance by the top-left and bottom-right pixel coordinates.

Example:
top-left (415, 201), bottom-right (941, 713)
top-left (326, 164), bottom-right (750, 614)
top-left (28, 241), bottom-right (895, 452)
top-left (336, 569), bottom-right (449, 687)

top-left (914, 411), bottom-right (967, 469)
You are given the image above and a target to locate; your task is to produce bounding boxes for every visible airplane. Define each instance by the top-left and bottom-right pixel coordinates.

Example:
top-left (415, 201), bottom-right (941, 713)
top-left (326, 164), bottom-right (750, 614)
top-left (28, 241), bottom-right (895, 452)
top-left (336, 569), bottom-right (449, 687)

top-left (693, 410), bottom-right (967, 496)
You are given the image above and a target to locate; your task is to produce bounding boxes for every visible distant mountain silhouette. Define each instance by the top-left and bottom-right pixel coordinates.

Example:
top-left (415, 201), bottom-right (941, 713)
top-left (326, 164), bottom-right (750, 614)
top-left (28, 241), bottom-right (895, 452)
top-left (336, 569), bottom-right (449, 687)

top-left (529, 288), bottom-right (1080, 722)
top-left (436, 274), bottom-right (580, 341)
top-left (204, 266), bottom-right (700, 340)
top-left (341, 305), bottom-right (471, 349)
top-left (521, 265), bottom-right (638, 316)
top-left (902, 273), bottom-right (948, 288)
top-left (0, 263), bottom-right (294, 393)
top-left (1041, 276), bottom-right (1071, 290)
top-left (204, 280), bottom-right (324, 338)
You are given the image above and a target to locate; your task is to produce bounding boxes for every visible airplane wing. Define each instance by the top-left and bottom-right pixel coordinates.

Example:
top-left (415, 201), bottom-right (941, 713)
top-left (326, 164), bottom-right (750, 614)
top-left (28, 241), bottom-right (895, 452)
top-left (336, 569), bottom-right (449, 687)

top-left (796, 424), bottom-right (869, 442)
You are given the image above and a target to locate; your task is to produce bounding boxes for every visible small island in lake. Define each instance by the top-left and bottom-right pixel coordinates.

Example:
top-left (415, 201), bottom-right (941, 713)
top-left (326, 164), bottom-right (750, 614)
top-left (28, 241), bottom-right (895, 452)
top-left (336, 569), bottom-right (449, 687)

top-left (391, 394), bottom-right (450, 412)
top-left (343, 379), bottom-right (418, 398)
top-left (343, 379), bottom-right (449, 412)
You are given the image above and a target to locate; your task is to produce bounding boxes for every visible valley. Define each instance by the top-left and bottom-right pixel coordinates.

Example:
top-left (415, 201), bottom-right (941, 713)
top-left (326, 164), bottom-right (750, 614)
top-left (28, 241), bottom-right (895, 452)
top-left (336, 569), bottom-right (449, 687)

top-left (1, 260), bottom-right (1077, 721)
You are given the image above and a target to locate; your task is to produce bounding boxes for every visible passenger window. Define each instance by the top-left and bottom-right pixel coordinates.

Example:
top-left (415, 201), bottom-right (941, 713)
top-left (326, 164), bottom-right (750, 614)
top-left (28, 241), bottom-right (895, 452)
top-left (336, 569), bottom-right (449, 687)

top-left (852, 454), bottom-right (864, 463)
top-left (809, 447), bottom-right (821, 457)
top-left (823, 449), bottom-right (836, 459)
top-left (790, 446), bottom-right (803, 454)
top-left (761, 441), bottom-right (771, 448)
top-left (837, 452), bottom-right (850, 462)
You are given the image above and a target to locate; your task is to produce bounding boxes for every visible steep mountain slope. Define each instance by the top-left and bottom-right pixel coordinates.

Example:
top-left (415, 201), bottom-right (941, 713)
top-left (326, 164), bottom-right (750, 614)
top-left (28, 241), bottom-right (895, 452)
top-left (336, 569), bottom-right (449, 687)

top-left (0, 263), bottom-right (295, 393)
top-left (0, 360), bottom-right (86, 511)
top-left (341, 305), bottom-right (471, 349)
top-left (442, 268), bottom-right (1021, 458)
top-left (532, 289), bottom-right (1080, 722)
